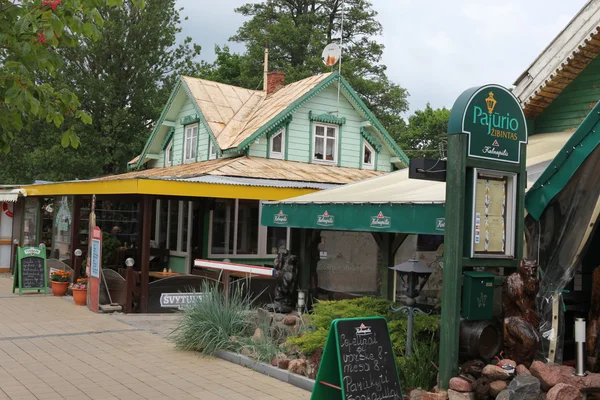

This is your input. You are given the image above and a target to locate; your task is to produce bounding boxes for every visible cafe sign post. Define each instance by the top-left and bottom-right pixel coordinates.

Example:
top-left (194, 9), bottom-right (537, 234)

top-left (439, 84), bottom-right (528, 389)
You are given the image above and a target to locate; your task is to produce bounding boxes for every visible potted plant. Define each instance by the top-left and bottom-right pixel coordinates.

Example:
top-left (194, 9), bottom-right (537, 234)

top-left (49, 270), bottom-right (72, 296)
top-left (70, 278), bottom-right (87, 306)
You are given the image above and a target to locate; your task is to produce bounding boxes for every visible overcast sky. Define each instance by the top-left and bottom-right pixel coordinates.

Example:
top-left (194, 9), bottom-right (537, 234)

top-left (176, 0), bottom-right (586, 114)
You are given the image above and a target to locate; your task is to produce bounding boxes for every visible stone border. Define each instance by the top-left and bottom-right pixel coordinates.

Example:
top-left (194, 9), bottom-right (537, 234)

top-left (214, 350), bottom-right (315, 392)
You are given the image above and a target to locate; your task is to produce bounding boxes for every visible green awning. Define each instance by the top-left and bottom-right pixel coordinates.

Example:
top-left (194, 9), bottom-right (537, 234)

top-left (525, 101), bottom-right (600, 220)
top-left (261, 201), bottom-right (446, 235)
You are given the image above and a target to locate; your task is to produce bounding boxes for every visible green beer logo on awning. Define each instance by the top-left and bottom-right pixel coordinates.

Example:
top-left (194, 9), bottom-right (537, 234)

top-left (370, 211), bottom-right (391, 229)
top-left (273, 210), bottom-right (288, 225)
top-left (317, 210), bottom-right (334, 227)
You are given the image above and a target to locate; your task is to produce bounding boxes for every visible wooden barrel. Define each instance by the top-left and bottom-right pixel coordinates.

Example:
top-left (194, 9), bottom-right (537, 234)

top-left (459, 320), bottom-right (502, 360)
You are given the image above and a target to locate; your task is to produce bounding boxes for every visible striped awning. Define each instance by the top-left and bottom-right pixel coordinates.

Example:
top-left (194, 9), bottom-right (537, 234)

top-left (0, 188), bottom-right (26, 202)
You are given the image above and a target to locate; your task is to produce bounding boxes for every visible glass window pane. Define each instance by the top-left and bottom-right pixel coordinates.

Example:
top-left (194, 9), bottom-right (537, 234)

top-left (327, 127), bottom-right (336, 137)
top-left (314, 137), bottom-right (324, 160)
top-left (364, 146), bottom-right (372, 164)
top-left (181, 201), bottom-right (189, 252)
top-left (159, 200), bottom-right (168, 248)
top-left (272, 132), bottom-right (282, 153)
top-left (266, 227), bottom-right (287, 254)
top-left (23, 198), bottom-right (39, 247)
top-left (168, 201), bottom-right (178, 251)
top-left (236, 200), bottom-right (259, 255)
top-left (326, 138), bottom-right (335, 161)
top-left (211, 199), bottom-right (234, 254)
top-left (315, 125), bottom-right (325, 137)
top-left (52, 196), bottom-right (73, 262)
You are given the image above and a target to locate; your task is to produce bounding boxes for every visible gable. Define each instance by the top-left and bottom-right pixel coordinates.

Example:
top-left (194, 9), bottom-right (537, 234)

top-left (534, 55), bottom-right (600, 134)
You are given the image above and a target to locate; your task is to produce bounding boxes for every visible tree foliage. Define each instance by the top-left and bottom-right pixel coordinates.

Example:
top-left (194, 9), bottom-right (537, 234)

top-left (0, 0), bottom-right (201, 183)
top-left (199, 0), bottom-right (409, 140)
top-left (399, 103), bottom-right (450, 160)
top-left (0, 0), bottom-right (144, 154)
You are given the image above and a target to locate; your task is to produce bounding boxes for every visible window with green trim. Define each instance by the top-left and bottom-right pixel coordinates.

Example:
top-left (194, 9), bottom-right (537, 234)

top-left (270, 128), bottom-right (285, 159)
top-left (165, 140), bottom-right (173, 166)
top-left (313, 124), bottom-right (337, 164)
top-left (209, 141), bottom-right (217, 160)
top-left (184, 124), bottom-right (198, 162)
top-left (363, 141), bottom-right (375, 170)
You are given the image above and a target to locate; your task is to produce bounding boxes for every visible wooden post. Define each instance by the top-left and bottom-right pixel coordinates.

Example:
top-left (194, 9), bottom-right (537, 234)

top-left (222, 270), bottom-right (230, 305)
top-left (372, 233), bottom-right (396, 300)
top-left (439, 133), bottom-right (468, 389)
top-left (298, 229), bottom-right (311, 292)
top-left (124, 266), bottom-right (134, 313)
top-left (139, 195), bottom-right (152, 313)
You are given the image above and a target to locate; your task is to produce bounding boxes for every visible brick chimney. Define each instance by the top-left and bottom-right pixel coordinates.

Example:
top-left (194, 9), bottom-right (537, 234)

top-left (267, 71), bottom-right (285, 95)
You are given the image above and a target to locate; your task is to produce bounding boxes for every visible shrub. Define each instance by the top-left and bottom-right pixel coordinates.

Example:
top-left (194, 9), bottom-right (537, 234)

top-left (396, 332), bottom-right (439, 391)
top-left (235, 319), bottom-right (287, 363)
top-left (171, 280), bottom-right (254, 355)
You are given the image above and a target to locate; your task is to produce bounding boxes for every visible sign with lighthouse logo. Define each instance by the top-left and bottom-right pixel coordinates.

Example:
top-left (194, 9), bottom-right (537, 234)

top-left (448, 84), bottom-right (527, 163)
top-left (370, 211), bottom-right (391, 229)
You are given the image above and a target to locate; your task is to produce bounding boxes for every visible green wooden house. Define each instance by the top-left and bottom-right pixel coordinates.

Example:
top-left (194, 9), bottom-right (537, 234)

top-left (18, 71), bottom-right (408, 281)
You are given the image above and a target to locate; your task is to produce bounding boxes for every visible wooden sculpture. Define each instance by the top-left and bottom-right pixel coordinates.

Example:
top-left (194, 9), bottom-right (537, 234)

top-left (502, 259), bottom-right (541, 366)
top-left (588, 266), bottom-right (600, 372)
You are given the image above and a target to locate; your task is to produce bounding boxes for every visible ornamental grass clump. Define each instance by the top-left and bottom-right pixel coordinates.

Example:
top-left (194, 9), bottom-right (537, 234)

top-left (171, 280), bottom-right (254, 355)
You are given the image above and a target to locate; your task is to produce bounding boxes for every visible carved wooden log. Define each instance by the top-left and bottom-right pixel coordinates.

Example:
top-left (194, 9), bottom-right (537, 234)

top-left (502, 259), bottom-right (541, 367)
top-left (587, 266), bottom-right (600, 372)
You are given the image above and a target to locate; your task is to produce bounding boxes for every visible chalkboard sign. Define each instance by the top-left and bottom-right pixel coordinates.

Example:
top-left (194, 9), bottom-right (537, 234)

top-left (311, 317), bottom-right (403, 400)
top-left (13, 247), bottom-right (48, 295)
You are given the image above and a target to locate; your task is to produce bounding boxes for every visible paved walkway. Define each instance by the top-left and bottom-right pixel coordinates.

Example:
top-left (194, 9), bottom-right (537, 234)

top-left (0, 275), bottom-right (309, 400)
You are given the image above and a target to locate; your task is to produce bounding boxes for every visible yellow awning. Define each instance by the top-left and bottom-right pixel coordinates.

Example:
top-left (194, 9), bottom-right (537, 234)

top-left (24, 178), bottom-right (316, 201)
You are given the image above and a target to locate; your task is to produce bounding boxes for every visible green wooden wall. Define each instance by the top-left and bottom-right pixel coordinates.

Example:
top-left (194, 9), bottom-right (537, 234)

top-left (168, 255), bottom-right (187, 273)
top-left (535, 55), bottom-right (600, 134)
top-left (251, 85), bottom-right (393, 171)
top-left (157, 85), bottom-right (394, 171)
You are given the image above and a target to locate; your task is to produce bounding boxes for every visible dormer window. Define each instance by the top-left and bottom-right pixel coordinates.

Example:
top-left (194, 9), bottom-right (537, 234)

top-left (363, 141), bottom-right (374, 170)
top-left (165, 141), bottom-right (173, 166)
top-left (209, 141), bottom-right (217, 160)
top-left (270, 128), bottom-right (285, 159)
top-left (184, 124), bottom-right (198, 162)
top-left (313, 124), bottom-right (337, 164)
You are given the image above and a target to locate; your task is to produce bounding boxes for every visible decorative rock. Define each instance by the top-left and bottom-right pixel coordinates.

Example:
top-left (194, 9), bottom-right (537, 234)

top-left (421, 391), bottom-right (448, 400)
top-left (495, 389), bottom-right (510, 400)
top-left (499, 359), bottom-right (517, 368)
top-left (483, 365), bottom-right (512, 381)
top-left (530, 361), bottom-right (562, 391)
top-left (288, 358), bottom-right (307, 376)
top-left (538, 392), bottom-right (546, 400)
top-left (507, 374), bottom-right (541, 400)
top-left (490, 380), bottom-right (508, 397)
top-left (447, 389), bottom-right (475, 399)
top-left (546, 383), bottom-right (582, 400)
top-left (240, 347), bottom-right (252, 356)
top-left (410, 388), bottom-right (425, 400)
top-left (517, 365), bottom-right (531, 375)
top-left (252, 328), bottom-right (264, 342)
top-left (283, 315), bottom-right (297, 326)
top-left (461, 360), bottom-right (485, 379)
top-left (472, 377), bottom-right (490, 398)
top-left (449, 377), bottom-right (473, 392)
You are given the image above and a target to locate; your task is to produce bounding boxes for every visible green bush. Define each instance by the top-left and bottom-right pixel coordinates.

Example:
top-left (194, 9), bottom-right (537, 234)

top-left (396, 332), bottom-right (439, 391)
top-left (171, 280), bottom-right (254, 355)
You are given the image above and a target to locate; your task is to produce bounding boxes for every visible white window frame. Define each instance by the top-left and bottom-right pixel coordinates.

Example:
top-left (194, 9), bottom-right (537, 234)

top-left (162, 200), bottom-right (193, 257)
top-left (208, 199), bottom-right (291, 259)
top-left (165, 141), bottom-right (173, 166)
top-left (183, 124), bottom-right (198, 163)
top-left (312, 123), bottom-right (338, 164)
top-left (269, 128), bottom-right (285, 159)
top-left (362, 141), bottom-right (375, 170)
top-left (209, 141), bottom-right (217, 160)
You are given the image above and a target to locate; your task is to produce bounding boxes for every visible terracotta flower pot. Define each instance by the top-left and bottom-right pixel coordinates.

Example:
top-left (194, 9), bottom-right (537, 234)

top-left (51, 281), bottom-right (69, 297)
top-left (72, 288), bottom-right (87, 306)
